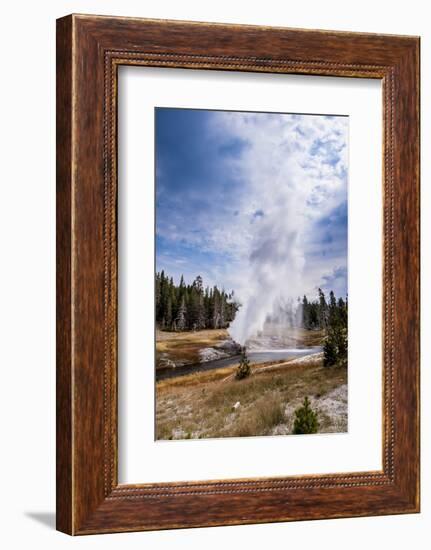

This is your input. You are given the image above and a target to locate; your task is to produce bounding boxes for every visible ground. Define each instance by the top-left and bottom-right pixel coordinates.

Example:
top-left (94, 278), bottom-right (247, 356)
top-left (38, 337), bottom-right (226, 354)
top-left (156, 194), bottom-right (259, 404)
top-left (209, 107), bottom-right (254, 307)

top-left (156, 327), bottom-right (323, 369)
top-left (156, 329), bottom-right (230, 369)
top-left (155, 349), bottom-right (347, 440)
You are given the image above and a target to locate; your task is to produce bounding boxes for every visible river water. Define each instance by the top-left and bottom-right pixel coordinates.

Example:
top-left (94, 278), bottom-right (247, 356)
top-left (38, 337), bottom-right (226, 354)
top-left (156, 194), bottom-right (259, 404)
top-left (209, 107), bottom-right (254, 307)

top-left (156, 346), bottom-right (322, 381)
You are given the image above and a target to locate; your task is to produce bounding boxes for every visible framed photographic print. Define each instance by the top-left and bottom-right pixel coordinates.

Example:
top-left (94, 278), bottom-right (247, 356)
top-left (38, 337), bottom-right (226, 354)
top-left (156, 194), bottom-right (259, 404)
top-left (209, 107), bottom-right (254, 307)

top-left (56, 14), bottom-right (420, 534)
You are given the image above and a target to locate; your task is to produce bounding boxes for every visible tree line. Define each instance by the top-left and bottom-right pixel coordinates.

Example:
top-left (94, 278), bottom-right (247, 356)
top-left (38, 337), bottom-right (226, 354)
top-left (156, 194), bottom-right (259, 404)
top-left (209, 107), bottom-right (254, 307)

top-left (301, 289), bottom-right (348, 367)
top-left (156, 271), bottom-right (347, 367)
top-left (155, 271), bottom-right (238, 331)
top-left (301, 289), bottom-right (347, 331)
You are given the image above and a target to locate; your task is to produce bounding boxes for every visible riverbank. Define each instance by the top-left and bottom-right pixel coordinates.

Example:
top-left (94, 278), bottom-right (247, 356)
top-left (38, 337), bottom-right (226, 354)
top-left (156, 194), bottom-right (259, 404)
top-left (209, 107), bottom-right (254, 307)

top-left (156, 328), bottom-right (239, 370)
top-left (156, 327), bottom-right (324, 374)
top-left (156, 346), bottom-right (322, 381)
top-left (156, 352), bottom-right (347, 440)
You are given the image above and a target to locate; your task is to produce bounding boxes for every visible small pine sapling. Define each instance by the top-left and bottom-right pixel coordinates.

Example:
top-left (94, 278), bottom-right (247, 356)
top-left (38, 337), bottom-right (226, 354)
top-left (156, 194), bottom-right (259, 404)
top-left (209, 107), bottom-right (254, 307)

top-left (293, 396), bottom-right (319, 434)
top-left (235, 347), bottom-right (251, 380)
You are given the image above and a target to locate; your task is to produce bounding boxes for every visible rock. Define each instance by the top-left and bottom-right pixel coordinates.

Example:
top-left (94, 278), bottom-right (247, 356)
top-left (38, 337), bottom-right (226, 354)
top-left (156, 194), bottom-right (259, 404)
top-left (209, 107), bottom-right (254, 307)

top-left (216, 339), bottom-right (242, 354)
top-left (199, 347), bottom-right (228, 362)
top-left (157, 355), bottom-right (178, 369)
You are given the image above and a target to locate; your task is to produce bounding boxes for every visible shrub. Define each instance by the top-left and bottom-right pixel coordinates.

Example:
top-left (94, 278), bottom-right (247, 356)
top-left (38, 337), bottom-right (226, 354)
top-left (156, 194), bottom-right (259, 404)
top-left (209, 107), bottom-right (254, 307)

top-left (236, 347), bottom-right (251, 380)
top-left (293, 396), bottom-right (319, 434)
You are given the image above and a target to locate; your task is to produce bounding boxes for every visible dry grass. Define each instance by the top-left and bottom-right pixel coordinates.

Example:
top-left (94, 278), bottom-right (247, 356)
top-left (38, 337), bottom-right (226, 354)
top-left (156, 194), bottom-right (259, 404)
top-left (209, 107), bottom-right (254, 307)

top-left (232, 395), bottom-right (285, 437)
top-left (156, 329), bottom-right (229, 368)
top-left (156, 366), bottom-right (237, 394)
top-left (156, 327), bottom-right (323, 369)
top-left (155, 353), bottom-right (347, 440)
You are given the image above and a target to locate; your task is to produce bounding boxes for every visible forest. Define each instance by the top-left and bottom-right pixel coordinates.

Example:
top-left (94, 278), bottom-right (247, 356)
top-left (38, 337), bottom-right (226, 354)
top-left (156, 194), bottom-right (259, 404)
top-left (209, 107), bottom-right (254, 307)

top-left (156, 271), bottom-right (347, 363)
top-left (155, 271), bottom-right (238, 331)
top-left (301, 289), bottom-right (347, 331)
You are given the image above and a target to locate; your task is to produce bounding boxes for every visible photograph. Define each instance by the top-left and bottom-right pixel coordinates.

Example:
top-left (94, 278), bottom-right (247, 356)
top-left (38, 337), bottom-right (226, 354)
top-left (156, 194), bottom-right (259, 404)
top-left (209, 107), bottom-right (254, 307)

top-left (155, 107), bottom-right (349, 440)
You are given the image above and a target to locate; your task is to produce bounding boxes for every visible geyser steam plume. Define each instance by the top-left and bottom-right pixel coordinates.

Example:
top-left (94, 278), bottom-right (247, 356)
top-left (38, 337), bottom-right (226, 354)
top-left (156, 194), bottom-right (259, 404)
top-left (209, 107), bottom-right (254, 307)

top-left (227, 192), bottom-right (306, 346)
top-left (219, 112), bottom-right (348, 346)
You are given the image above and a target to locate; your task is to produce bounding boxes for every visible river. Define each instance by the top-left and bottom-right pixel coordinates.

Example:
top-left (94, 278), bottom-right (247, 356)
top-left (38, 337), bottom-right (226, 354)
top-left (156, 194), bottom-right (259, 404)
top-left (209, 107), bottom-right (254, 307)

top-left (156, 346), bottom-right (322, 381)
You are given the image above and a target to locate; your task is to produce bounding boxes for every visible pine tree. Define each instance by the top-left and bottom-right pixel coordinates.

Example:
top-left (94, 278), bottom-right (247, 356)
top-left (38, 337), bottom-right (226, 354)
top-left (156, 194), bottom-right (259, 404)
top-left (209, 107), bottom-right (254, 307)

top-left (165, 295), bottom-right (172, 329)
top-left (328, 290), bottom-right (337, 324)
top-left (302, 295), bottom-right (309, 329)
top-left (323, 335), bottom-right (338, 367)
top-left (338, 297), bottom-right (347, 327)
top-left (220, 290), bottom-right (226, 327)
top-left (235, 347), bottom-right (251, 380)
top-left (193, 276), bottom-right (206, 330)
top-left (318, 288), bottom-right (328, 329)
top-left (155, 272), bottom-right (161, 319)
top-left (179, 274), bottom-right (185, 290)
top-left (212, 286), bottom-right (220, 329)
top-left (196, 297), bottom-right (205, 329)
top-left (175, 296), bottom-right (187, 331)
top-left (293, 397), bottom-right (319, 434)
top-left (194, 275), bottom-right (203, 293)
top-left (323, 292), bottom-right (348, 367)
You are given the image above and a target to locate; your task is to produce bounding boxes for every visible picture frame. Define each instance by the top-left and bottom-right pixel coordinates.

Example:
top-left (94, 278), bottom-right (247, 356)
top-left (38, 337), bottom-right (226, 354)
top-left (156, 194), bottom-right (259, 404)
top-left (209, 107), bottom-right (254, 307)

top-left (56, 14), bottom-right (420, 535)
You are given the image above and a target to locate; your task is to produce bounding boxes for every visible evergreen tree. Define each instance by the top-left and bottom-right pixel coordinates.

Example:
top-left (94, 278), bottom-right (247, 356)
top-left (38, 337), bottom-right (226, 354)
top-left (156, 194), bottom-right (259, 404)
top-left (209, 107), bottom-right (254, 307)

top-left (323, 292), bottom-right (348, 367)
top-left (179, 274), bottom-right (185, 290)
top-left (318, 288), bottom-right (328, 329)
top-left (194, 276), bottom-right (206, 330)
top-left (293, 397), bottom-right (319, 434)
top-left (323, 336), bottom-right (338, 367)
top-left (165, 295), bottom-right (172, 329)
top-left (235, 347), bottom-right (251, 380)
top-left (212, 286), bottom-right (221, 329)
top-left (302, 295), bottom-right (309, 329)
top-left (175, 296), bottom-right (187, 331)
top-left (194, 275), bottom-right (203, 293)
top-left (328, 290), bottom-right (337, 323)
top-left (220, 290), bottom-right (226, 327)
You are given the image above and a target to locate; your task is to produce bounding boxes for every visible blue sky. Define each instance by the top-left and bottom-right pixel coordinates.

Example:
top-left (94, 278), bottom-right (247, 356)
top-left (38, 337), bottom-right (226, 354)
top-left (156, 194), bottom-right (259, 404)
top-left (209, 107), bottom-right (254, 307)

top-left (155, 108), bottom-right (348, 302)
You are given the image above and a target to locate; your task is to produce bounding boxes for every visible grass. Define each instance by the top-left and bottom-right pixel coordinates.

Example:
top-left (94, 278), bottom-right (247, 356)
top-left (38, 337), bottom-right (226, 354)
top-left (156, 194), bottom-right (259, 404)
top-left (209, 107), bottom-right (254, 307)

top-left (156, 327), bottom-right (324, 369)
top-left (232, 395), bottom-right (285, 437)
top-left (156, 328), bottom-right (229, 368)
top-left (154, 326), bottom-right (343, 440)
top-left (155, 354), bottom-right (347, 440)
